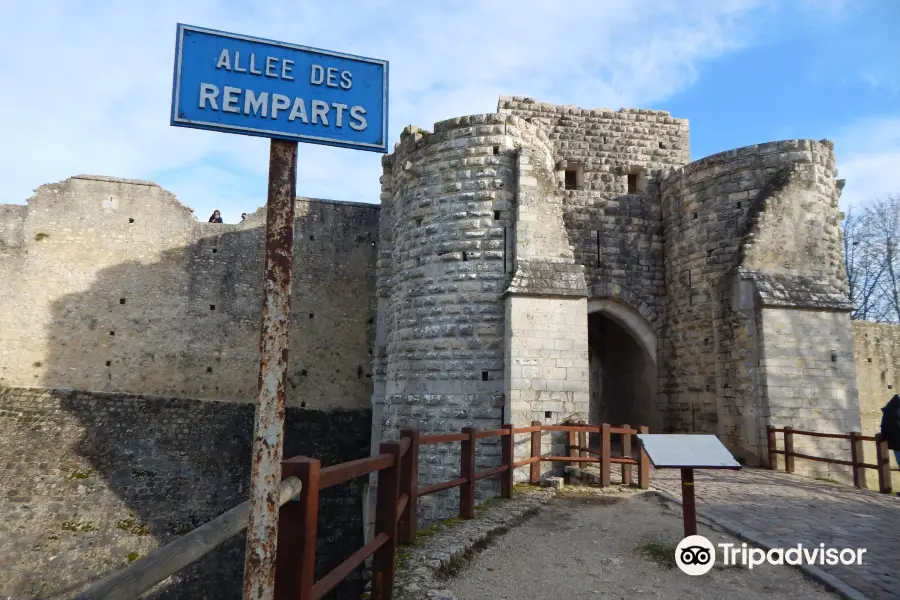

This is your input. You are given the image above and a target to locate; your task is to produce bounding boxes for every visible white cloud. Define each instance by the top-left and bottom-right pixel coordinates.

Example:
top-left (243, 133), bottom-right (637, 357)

top-left (835, 116), bottom-right (900, 211)
top-left (0, 0), bottom-right (829, 223)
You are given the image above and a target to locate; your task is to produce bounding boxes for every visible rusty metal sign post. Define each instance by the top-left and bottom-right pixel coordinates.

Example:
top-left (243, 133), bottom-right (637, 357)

top-left (243, 139), bottom-right (298, 600)
top-left (170, 23), bottom-right (388, 599)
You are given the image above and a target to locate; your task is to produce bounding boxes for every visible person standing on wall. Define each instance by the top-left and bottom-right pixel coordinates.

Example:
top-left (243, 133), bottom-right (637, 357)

top-left (208, 210), bottom-right (223, 223)
top-left (879, 394), bottom-right (900, 474)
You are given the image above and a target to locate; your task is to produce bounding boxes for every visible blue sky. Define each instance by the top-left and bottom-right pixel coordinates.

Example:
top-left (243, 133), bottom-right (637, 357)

top-left (1, 0), bottom-right (897, 223)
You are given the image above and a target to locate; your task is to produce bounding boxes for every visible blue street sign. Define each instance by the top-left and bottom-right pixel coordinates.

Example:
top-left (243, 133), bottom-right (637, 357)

top-left (170, 24), bottom-right (388, 153)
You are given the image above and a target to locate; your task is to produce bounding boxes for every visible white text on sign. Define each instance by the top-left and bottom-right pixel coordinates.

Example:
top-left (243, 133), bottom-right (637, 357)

top-left (198, 49), bottom-right (368, 130)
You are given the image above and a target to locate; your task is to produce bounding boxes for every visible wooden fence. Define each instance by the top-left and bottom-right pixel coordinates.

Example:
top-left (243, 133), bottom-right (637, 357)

top-left (767, 425), bottom-right (898, 494)
top-left (275, 420), bottom-right (649, 600)
top-left (74, 421), bottom-right (648, 600)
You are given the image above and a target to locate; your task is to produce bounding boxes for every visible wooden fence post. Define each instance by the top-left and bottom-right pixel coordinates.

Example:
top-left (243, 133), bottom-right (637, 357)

top-left (600, 423), bottom-right (611, 487)
top-left (766, 425), bottom-right (777, 470)
top-left (398, 429), bottom-right (419, 545)
top-left (371, 441), bottom-right (402, 600)
top-left (876, 434), bottom-right (893, 494)
top-left (577, 419), bottom-right (587, 460)
top-left (621, 424), bottom-right (633, 485)
top-left (637, 425), bottom-right (649, 489)
top-left (849, 431), bottom-right (865, 489)
top-left (530, 421), bottom-right (541, 484)
top-left (567, 427), bottom-right (577, 471)
top-left (274, 457), bottom-right (320, 600)
top-left (501, 424), bottom-right (514, 499)
top-left (460, 427), bottom-right (476, 519)
top-left (783, 426), bottom-right (795, 473)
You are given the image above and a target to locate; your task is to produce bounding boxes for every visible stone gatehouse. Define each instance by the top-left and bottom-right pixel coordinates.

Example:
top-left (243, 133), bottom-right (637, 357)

top-left (371, 96), bottom-right (863, 520)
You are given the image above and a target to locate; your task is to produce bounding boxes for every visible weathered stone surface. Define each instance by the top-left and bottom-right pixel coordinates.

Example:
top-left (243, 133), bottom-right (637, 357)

top-left (0, 178), bottom-right (378, 411)
top-left (0, 387), bottom-right (371, 599)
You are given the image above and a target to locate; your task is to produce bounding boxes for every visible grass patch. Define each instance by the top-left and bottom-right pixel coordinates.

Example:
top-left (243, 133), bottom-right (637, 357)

top-left (127, 552), bottom-right (140, 562)
top-left (637, 539), bottom-right (677, 568)
top-left (69, 469), bottom-right (93, 480)
top-left (814, 476), bottom-right (839, 484)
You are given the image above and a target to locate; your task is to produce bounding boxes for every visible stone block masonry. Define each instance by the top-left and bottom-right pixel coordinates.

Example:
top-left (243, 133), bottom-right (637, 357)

top-left (0, 175), bottom-right (379, 411)
top-left (0, 387), bottom-right (371, 599)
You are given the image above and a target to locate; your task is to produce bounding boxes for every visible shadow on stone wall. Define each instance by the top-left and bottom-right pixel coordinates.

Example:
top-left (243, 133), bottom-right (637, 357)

top-left (1, 222), bottom-right (373, 599)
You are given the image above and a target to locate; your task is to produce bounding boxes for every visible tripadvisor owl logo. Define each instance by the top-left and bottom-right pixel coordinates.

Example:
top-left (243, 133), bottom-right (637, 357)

top-left (675, 535), bottom-right (716, 575)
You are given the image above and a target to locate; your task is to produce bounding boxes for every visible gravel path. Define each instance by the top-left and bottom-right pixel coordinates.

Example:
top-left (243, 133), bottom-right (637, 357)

top-left (445, 489), bottom-right (839, 600)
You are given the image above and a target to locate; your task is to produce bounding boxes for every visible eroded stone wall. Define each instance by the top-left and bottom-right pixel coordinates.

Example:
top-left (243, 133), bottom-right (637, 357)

top-left (661, 140), bottom-right (858, 474)
top-left (0, 387), bottom-right (371, 599)
top-left (0, 175), bottom-right (379, 411)
top-left (853, 320), bottom-right (900, 489)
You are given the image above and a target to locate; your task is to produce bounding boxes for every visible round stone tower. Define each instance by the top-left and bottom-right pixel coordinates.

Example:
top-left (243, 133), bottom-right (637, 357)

top-left (371, 113), bottom-right (551, 521)
top-left (660, 139), bottom-right (859, 473)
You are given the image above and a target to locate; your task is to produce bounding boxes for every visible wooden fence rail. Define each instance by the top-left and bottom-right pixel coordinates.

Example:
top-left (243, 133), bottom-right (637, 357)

top-left (277, 421), bottom-right (650, 600)
top-left (767, 425), bottom-right (898, 494)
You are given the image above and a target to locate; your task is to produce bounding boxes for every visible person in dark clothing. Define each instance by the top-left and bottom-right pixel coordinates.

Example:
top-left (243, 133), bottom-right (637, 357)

top-left (879, 394), bottom-right (900, 468)
top-left (208, 210), bottom-right (223, 223)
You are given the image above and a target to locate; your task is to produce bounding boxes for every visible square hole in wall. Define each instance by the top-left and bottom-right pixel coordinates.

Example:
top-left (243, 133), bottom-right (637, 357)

top-left (128, 218), bottom-right (134, 224)
top-left (309, 313), bottom-right (314, 319)
top-left (209, 304), bottom-right (215, 311)
top-left (212, 248), bottom-right (218, 254)
top-left (300, 369), bottom-right (308, 376)
top-left (693, 212), bottom-right (698, 220)
top-left (119, 298), bottom-right (126, 305)
top-left (309, 235), bottom-right (315, 241)
top-left (105, 360), bottom-right (111, 367)
top-left (206, 367), bottom-right (213, 373)
top-left (564, 162), bottom-right (584, 191)
top-left (737, 202), bottom-right (742, 208)
top-left (544, 411), bottom-right (553, 420)
top-left (462, 252), bottom-right (468, 261)
top-left (627, 167), bottom-right (647, 194)
top-left (493, 146), bottom-right (500, 155)
top-left (481, 371), bottom-right (488, 381)
top-left (868, 357), bottom-right (872, 362)
top-left (494, 210), bottom-right (501, 220)
top-left (300, 401), bottom-right (307, 408)
top-left (109, 331), bottom-right (115, 336)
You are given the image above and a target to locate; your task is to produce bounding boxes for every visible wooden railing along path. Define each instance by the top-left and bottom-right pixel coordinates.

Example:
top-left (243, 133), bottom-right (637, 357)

top-left (767, 425), bottom-right (899, 494)
top-left (75, 421), bottom-right (649, 600)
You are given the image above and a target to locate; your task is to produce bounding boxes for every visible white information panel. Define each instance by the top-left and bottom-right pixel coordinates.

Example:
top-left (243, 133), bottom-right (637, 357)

top-left (636, 434), bottom-right (742, 469)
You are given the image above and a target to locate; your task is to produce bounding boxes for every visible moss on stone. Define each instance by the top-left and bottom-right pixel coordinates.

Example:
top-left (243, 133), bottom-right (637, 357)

top-left (69, 469), bottom-right (93, 480)
top-left (116, 518), bottom-right (150, 536)
top-left (127, 552), bottom-right (140, 562)
top-left (61, 519), bottom-right (96, 533)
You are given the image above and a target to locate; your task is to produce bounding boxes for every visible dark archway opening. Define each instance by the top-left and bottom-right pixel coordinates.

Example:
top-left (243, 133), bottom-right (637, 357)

top-left (588, 312), bottom-right (657, 431)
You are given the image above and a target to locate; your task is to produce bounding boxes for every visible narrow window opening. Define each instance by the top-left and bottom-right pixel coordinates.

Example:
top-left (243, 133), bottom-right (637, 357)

top-left (704, 338), bottom-right (709, 345)
top-left (128, 218), bottom-right (134, 224)
top-left (564, 162), bottom-right (584, 191)
top-left (707, 249), bottom-right (712, 258)
top-left (493, 210), bottom-right (501, 220)
top-left (481, 371), bottom-right (488, 381)
top-left (462, 252), bottom-right (468, 262)
top-left (627, 174), bottom-right (637, 193)
top-left (868, 357), bottom-right (872, 363)
top-left (415, 218), bottom-right (423, 227)
top-left (658, 142), bottom-right (664, 149)
top-left (544, 411), bottom-right (553, 420)
top-left (687, 270), bottom-right (692, 306)
top-left (119, 298), bottom-right (126, 305)
top-left (493, 146), bottom-right (500, 155)
top-left (693, 212), bottom-right (698, 220)
top-left (737, 201), bottom-right (742, 209)
top-left (301, 401), bottom-right (307, 408)
top-left (831, 350), bottom-right (838, 362)
top-left (596, 230), bottom-right (601, 267)
top-left (627, 167), bottom-right (647, 194)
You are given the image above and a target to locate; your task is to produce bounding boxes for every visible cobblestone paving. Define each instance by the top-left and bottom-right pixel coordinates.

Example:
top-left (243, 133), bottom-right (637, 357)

top-left (649, 467), bottom-right (900, 600)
